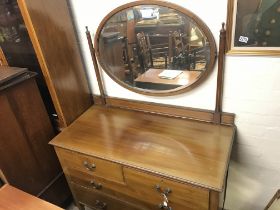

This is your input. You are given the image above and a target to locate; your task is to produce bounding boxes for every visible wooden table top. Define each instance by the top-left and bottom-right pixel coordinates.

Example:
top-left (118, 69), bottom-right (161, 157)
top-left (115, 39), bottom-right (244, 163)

top-left (0, 66), bottom-right (27, 85)
top-left (134, 68), bottom-right (201, 86)
top-left (50, 106), bottom-right (235, 191)
top-left (0, 184), bottom-right (63, 210)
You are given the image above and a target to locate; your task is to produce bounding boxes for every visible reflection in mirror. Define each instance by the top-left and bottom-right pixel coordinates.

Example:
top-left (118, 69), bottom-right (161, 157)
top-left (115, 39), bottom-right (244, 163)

top-left (97, 4), bottom-right (216, 94)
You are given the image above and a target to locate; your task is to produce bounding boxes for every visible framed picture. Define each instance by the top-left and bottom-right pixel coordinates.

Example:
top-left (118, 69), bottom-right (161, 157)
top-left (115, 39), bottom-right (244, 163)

top-left (226, 0), bottom-right (280, 55)
top-left (264, 189), bottom-right (280, 210)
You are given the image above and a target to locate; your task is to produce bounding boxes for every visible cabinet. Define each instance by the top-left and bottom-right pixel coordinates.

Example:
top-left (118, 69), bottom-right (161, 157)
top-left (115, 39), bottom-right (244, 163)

top-left (50, 105), bottom-right (235, 210)
top-left (0, 0), bottom-right (92, 129)
top-left (0, 66), bottom-right (70, 206)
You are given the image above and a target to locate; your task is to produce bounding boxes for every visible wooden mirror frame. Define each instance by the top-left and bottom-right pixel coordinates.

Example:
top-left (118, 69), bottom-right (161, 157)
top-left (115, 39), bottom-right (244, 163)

top-left (94, 0), bottom-right (217, 96)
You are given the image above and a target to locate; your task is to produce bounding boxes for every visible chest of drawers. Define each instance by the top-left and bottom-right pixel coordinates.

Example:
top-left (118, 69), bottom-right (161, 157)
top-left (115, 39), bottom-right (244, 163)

top-left (50, 105), bottom-right (235, 210)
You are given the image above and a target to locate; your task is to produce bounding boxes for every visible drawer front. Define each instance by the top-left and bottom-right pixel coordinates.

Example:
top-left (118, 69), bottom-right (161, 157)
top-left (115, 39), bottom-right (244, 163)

top-left (72, 183), bottom-right (144, 210)
top-left (124, 167), bottom-right (209, 210)
top-left (55, 148), bottom-right (124, 183)
top-left (67, 167), bottom-right (123, 196)
top-left (68, 168), bottom-right (157, 210)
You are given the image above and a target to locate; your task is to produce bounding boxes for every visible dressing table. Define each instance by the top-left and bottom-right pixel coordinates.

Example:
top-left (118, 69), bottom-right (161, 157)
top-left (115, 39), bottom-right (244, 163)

top-left (50, 1), bottom-right (235, 209)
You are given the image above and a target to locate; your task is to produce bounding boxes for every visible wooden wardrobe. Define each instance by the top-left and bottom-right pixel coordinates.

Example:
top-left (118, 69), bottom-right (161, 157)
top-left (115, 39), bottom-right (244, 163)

top-left (0, 67), bottom-right (70, 206)
top-left (17, 0), bottom-right (92, 128)
top-left (0, 0), bottom-right (92, 207)
top-left (0, 0), bottom-right (92, 129)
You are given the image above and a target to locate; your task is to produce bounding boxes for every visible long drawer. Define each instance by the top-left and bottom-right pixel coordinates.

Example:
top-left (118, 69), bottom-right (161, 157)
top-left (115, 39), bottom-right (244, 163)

top-left (68, 168), bottom-right (157, 209)
top-left (72, 183), bottom-right (145, 210)
top-left (124, 167), bottom-right (209, 210)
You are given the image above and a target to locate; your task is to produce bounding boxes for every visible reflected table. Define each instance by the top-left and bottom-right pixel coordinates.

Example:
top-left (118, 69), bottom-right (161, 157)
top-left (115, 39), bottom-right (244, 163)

top-left (134, 68), bottom-right (201, 90)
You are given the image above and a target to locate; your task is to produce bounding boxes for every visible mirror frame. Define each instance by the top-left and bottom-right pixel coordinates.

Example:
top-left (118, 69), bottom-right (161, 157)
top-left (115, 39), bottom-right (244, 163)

top-left (94, 0), bottom-right (217, 96)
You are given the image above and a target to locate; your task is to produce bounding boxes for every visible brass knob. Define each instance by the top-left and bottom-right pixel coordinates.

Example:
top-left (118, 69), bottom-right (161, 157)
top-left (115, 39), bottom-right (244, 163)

top-left (155, 184), bottom-right (172, 196)
top-left (95, 200), bottom-right (107, 209)
top-left (158, 204), bottom-right (172, 210)
top-left (90, 180), bottom-right (102, 190)
top-left (164, 188), bottom-right (172, 195)
top-left (83, 161), bottom-right (96, 171)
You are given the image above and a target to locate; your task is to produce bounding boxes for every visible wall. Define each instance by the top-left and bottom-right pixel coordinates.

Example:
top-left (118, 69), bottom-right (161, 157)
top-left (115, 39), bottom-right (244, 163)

top-left (69, 0), bottom-right (280, 209)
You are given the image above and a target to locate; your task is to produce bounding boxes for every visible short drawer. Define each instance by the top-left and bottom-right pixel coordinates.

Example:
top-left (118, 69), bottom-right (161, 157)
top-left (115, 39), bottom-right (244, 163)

top-left (72, 183), bottom-right (144, 210)
top-left (124, 167), bottom-right (209, 210)
top-left (67, 167), bottom-right (122, 196)
top-left (55, 148), bottom-right (124, 183)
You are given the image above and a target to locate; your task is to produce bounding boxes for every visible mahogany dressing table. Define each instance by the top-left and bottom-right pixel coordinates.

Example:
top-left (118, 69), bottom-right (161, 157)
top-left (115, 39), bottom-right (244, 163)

top-left (50, 1), bottom-right (235, 210)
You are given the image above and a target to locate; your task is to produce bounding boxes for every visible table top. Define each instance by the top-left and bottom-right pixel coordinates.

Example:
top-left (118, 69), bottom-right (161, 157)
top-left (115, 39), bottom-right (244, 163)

top-left (134, 68), bottom-right (201, 86)
top-left (50, 105), bottom-right (235, 191)
top-left (0, 184), bottom-right (63, 210)
top-left (0, 66), bottom-right (27, 85)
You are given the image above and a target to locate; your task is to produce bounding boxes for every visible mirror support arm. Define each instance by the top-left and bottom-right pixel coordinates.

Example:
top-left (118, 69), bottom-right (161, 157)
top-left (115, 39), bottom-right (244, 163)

top-left (214, 23), bottom-right (226, 124)
top-left (86, 26), bottom-right (106, 105)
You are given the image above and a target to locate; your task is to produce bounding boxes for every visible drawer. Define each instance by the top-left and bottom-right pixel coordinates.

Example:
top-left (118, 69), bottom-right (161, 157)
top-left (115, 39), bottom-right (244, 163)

top-left (72, 183), bottom-right (144, 210)
top-left (68, 168), bottom-right (156, 210)
top-left (67, 167), bottom-right (122, 196)
top-left (55, 148), bottom-right (124, 183)
top-left (124, 167), bottom-right (209, 210)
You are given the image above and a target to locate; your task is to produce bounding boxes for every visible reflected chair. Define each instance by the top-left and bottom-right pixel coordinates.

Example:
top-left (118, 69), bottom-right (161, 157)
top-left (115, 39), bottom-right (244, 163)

top-left (146, 33), bottom-right (170, 69)
top-left (136, 32), bottom-right (153, 72)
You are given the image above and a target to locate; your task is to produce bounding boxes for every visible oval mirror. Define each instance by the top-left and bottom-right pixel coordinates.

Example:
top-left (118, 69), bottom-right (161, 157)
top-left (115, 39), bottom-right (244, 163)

top-left (95, 1), bottom-right (217, 95)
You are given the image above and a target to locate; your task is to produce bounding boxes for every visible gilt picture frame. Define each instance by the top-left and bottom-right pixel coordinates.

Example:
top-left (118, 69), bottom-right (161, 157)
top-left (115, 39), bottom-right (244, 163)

top-left (226, 0), bottom-right (280, 55)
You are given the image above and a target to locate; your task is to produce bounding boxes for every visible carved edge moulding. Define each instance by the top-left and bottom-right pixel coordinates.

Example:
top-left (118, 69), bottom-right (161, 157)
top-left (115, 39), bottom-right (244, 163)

top-left (86, 0), bottom-right (233, 125)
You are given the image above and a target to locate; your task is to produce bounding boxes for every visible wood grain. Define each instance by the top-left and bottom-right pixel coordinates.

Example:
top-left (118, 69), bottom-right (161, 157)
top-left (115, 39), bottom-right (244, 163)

top-left (105, 97), bottom-right (235, 125)
top-left (18, 0), bottom-right (92, 127)
top-left (124, 167), bottom-right (209, 210)
top-left (209, 190), bottom-right (219, 210)
top-left (214, 24), bottom-right (226, 124)
top-left (0, 184), bottom-right (63, 210)
top-left (72, 183), bottom-right (144, 210)
top-left (0, 66), bottom-right (27, 84)
top-left (0, 48), bottom-right (8, 66)
top-left (56, 148), bottom-right (124, 183)
top-left (0, 68), bottom-right (70, 205)
top-left (50, 105), bottom-right (235, 191)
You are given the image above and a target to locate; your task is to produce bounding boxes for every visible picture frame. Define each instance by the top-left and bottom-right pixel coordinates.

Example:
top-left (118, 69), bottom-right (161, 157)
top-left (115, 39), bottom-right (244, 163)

top-left (264, 189), bottom-right (280, 210)
top-left (226, 0), bottom-right (280, 55)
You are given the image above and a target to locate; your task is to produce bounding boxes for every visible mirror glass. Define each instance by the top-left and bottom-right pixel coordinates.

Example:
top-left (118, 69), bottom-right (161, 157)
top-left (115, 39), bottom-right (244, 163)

top-left (96, 3), bottom-right (216, 95)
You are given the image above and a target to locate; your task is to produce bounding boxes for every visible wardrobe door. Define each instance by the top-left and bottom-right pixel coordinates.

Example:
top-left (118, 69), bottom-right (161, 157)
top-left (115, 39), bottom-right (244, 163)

top-left (18, 0), bottom-right (92, 128)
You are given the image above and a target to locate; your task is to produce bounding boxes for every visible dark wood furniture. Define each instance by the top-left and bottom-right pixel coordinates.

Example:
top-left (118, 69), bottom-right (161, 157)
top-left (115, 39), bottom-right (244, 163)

top-left (0, 66), bottom-right (70, 206)
top-left (0, 0), bottom-right (56, 125)
top-left (134, 68), bottom-right (201, 90)
top-left (14, 0), bottom-right (92, 128)
top-left (0, 184), bottom-right (63, 210)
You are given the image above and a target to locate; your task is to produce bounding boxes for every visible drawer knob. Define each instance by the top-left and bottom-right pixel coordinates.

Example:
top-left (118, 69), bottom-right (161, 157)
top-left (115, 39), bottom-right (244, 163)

top-left (95, 200), bottom-right (107, 209)
top-left (155, 184), bottom-right (172, 195)
top-left (156, 184), bottom-right (172, 210)
top-left (83, 161), bottom-right (96, 171)
top-left (90, 180), bottom-right (102, 190)
top-left (158, 204), bottom-right (172, 210)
